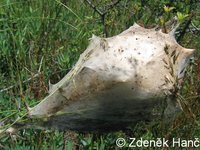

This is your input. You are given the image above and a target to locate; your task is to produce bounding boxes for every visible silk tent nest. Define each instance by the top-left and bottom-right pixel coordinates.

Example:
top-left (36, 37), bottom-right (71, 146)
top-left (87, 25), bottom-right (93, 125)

top-left (12, 21), bottom-right (197, 132)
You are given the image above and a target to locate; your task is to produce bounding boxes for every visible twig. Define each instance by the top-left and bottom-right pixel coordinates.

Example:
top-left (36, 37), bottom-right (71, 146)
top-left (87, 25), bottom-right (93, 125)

top-left (85, 0), bottom-right (104, 16)
top-left (104, 0), bottom-right (121, 14)
top-left (84, 0), bottom-right (121, 37)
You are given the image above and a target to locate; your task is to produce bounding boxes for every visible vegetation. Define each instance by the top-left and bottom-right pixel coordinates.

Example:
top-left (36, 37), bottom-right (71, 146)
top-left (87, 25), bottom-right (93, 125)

top-left (0, 0), bottom-right (200, 149)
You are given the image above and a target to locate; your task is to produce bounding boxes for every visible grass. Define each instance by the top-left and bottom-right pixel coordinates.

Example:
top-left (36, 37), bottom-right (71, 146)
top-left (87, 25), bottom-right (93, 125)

top-left (0, 0), bottom-right (200, 149)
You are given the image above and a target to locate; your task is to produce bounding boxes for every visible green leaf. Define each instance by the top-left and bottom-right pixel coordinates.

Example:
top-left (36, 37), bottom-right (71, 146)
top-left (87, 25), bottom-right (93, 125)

top-left (177, 12), bottom-right (189, 21)
top-left (164, 5), bottom-right (175, 13)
